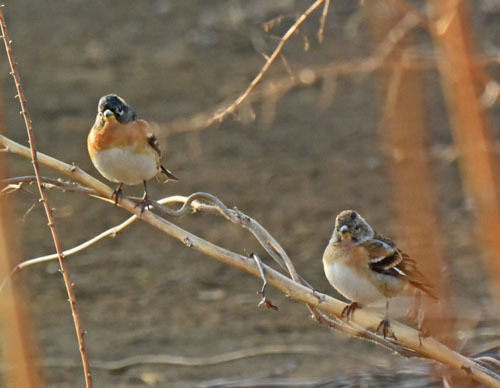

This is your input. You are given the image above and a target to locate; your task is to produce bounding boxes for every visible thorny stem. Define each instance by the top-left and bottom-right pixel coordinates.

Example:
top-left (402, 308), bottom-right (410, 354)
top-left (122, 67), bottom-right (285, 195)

top-left (0, 7), bottom-right (93, 388)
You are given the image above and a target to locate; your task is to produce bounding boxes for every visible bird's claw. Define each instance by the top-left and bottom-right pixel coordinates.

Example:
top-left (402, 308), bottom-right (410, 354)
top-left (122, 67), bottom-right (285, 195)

top-left (111, 184), bottom-right (123, 206)
top-left (376, 318), bottom-right (397, 340)
top-left (341, 302), bottom-right (361, 321)
top-left (134, 197), bottom-right (152, 215)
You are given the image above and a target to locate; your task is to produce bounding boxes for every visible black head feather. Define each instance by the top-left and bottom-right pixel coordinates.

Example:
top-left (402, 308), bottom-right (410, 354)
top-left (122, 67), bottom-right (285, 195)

top-left (97, 94), bottom-right (137, 124)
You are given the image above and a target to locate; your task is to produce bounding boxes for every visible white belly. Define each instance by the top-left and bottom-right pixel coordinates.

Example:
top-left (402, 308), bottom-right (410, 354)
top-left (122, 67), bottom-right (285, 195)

top-left (324, 261), bottom-right (385, 305)
top-left (91, 146), bottom-right (158, 185)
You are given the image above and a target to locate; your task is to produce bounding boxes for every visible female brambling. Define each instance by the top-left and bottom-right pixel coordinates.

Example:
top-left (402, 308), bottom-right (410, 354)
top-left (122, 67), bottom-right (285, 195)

top-left (322, 210), bottom-right (437, 337)
top-left (88, 94), bottom-right (178, 211)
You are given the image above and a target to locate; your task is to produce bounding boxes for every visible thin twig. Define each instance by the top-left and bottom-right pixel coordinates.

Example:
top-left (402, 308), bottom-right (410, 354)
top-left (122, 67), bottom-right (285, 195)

top-left (40, 344), bottom-right (333, 371)
top-left (250, 253), bottom-right (279, 310)
top-left (0, 176), bottom-right (98, 196)
top-left (390, 0), bottom-right (429, 28)
top-left (317, 0), bottom-right (330, 42)
top-left (0, 196), bottom-right (197, 291)
top-left (1, 135), bottom-right (499, 386)
top-left (207, 0), bottom-right (325, 126)
top-left (0, 8), bottom-right (93, 388)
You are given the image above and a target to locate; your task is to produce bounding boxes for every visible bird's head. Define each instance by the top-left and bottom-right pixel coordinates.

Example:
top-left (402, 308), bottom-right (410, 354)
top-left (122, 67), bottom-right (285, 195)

top-left (332, 210), bottom-right (374, 244)
top-left (97, 94), bottom-right (137, 124)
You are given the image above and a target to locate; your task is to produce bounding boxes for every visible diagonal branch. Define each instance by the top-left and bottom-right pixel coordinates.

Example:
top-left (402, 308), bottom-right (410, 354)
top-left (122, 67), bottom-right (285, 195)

top-left (0, 185), bottom-right (417, 358)
top-left (0, 8), bottom-right (93, 388)
top-left (0, 134), bottom-right (499, 386)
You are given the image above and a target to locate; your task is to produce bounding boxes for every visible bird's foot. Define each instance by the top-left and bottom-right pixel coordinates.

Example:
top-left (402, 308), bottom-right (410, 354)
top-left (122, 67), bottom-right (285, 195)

top-left (134, 193), bottom-right (152, 215)
top-left (376, 318), bottom-right (397, 340)
top-left (341, 302), bottom-right (361, 321)
top-left (111, 184), bottom-right (123, 206)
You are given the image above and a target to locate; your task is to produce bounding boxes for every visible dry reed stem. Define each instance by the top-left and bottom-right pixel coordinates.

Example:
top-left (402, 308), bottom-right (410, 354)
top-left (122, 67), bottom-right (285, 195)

top-left (0, 135), bottom-right (499, 387)
top-left (0, 95), bottom-right (42, 388)
top-left (428, 0), bottom-right (500, 301)
top-left (369, 4), bottom-right (465, 382)
top-left (383, 62), bottom-right (470, 386)
top-left (0, 179), bottom-right (42, 388)
top-left (0, 8), bottom-right (93, 388)
top-left (206, 0), bottom-right (326, 126)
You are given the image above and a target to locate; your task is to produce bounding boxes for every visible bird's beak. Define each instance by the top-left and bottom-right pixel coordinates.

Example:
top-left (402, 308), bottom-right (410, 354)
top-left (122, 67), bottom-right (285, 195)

top-left (340, 225), bottom-right (350, 236)
top-left (103, 109), bottom-right (116, 122)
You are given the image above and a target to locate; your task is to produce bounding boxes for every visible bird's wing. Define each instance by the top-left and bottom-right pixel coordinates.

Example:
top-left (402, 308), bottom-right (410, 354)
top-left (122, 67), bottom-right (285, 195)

top-left (362, 236), bottom-right (403, 273)
top-left (147, 133), bottom-right (162, 157)
top-left (364, 235), bottom-right (438, 300)
top-left (133, 119), bottom-right (162, 157)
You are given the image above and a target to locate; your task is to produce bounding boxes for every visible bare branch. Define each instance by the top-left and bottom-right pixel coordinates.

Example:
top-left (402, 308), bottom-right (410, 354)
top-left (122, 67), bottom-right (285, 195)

top-left (0, 9), bottom-right (93, 387)
top-left (160, 10), bottom-right (429, 139)
top-left (206, 0), bottom-right (326, 126)
top-left (3, 187), bottom-right (413, 358)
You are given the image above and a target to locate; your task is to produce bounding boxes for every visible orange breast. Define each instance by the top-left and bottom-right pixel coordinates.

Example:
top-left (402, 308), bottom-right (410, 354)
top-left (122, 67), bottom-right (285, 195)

top-left (88, 119), bottom-right (151, 158)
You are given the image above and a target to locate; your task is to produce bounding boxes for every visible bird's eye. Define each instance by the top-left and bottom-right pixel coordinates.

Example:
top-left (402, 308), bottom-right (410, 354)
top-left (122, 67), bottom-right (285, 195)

top-left (116, 108), bottom-right (123, 116)
top-left (354, 225), bottom-right (360, 231)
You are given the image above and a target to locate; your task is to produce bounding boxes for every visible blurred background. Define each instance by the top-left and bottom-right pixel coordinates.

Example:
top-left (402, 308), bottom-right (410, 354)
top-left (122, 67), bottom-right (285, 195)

top-left (1, 0), bottom-right (500, 387)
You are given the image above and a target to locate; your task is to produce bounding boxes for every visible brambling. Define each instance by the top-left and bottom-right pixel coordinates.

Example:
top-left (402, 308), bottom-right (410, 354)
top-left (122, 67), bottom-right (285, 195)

top-left (88, 94), bottom-right (178, 211)
top-left (322, 210), bottom-right (437, 337)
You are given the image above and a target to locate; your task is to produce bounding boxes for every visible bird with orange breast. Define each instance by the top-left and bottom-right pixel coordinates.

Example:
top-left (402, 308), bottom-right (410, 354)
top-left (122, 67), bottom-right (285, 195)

top-left (322, 210), bottom-right (437, 337)
top-left (88, 94), bottom-right (178, 212)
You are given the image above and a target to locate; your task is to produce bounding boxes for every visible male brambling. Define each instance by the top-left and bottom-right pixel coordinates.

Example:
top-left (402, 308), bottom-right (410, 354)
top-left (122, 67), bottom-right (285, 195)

top-left (322, 210), bottom-right (437, 337)
top-left (88, 94), bottom-right (178, 211)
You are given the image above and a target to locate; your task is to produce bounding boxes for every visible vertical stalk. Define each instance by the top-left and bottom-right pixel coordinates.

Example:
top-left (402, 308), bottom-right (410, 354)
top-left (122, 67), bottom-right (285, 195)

top-left (366, 1), bottom-right (470, 385)
top-left (428, 0), bottom-right (500, 302)
top-left (0, 7), bottom-right (93, 388)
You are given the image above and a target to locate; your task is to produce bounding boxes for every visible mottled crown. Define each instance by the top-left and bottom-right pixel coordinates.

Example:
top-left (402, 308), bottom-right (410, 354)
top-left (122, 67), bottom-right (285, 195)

top-left (332, 210), bottom-right (374, 243)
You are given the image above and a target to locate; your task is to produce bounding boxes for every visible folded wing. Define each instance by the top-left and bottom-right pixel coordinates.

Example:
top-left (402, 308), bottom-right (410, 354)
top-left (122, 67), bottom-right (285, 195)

top-left (363, 234), bottom-right (438, 300)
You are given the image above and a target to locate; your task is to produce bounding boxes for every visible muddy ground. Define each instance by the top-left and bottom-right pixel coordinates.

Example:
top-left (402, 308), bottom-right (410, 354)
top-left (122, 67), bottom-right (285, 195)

top-left (1, 1), bottom-right (499, 387)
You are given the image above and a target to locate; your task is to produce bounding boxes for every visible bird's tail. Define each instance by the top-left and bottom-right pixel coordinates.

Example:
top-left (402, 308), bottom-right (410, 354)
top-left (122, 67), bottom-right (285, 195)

top-left (156, 165), bottom-right (180, 183)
